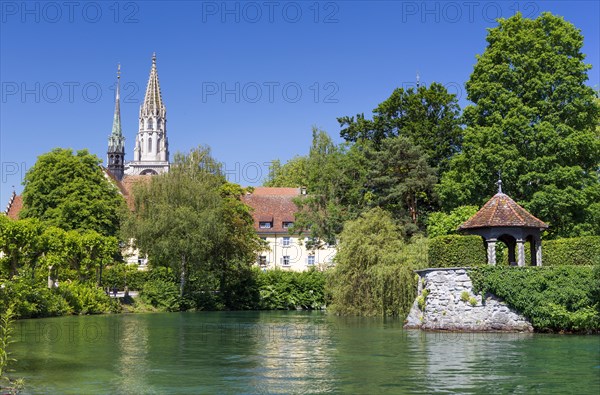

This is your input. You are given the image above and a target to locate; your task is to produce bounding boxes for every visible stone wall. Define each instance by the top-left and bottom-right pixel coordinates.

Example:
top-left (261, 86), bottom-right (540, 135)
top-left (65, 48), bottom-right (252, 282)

top-left (404, 268), bottom-right (533, 332)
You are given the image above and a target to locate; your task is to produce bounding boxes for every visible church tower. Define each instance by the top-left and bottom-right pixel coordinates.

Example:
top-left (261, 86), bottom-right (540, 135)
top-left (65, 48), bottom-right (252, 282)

top-left (125, 53), bottom-right (170, 175)
top-left (107, 64), bottom-right (125, 180)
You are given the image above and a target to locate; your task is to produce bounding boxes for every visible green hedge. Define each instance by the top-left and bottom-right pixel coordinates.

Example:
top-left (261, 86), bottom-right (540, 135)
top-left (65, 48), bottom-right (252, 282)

top-left (428, 235), bottom-right (487, 267)
top-left (469, 265), bottom-right (599, 332)
top-left (543, 237), bottom-right (600, 266)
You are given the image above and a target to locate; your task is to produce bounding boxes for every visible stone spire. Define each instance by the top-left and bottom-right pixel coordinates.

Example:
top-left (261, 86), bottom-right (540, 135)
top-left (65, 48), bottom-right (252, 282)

top-left (125, 53), bottom-right (170, 175)
top-left (107, 64), bottom-right (125, 180)
top-left (141, 52), bottom-right (166, 118)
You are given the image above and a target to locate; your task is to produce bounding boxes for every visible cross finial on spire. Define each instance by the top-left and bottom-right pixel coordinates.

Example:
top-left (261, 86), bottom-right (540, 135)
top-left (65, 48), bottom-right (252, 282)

top-left (416, 71), bottom-right (420, 88)
top-left (117, 63), bottom-right (121, 80)
top-left (152, 52), bottom-right (156, 64)
top-left (497, 171), bottom-right (503, 194)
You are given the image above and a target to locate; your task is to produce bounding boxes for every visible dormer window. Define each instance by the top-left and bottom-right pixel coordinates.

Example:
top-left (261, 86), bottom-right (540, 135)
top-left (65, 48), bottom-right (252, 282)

top-left (282, 221), bottom-right (294, 229)
top-left (259, 222), bottom-right (272, 229)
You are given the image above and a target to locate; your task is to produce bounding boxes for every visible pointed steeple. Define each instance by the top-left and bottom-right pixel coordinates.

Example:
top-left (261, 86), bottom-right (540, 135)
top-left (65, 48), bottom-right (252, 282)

top-left (125, 53), bottom-right (170, 176)
top-left (107, 64), bottom-right (125, 180)
top-left (141, 52), bottom-right (166, 117)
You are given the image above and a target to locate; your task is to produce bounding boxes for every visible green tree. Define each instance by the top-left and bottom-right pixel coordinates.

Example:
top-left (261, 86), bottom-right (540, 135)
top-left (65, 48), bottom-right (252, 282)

top-left (427, 206), bottom-right (480, 238)
top-left (293, 128), bottom-right (369, 247)
top-left (20, 148), bottom-right (125, 237)
top-left (365, 136), bottom-right (437, 233)
top-left (327, 208), bottom-right (428, 317)
top-left (124, 146), bottom-right (263, 305)
top-left (438, 12), bottom-right (600, 238)
top-left (338, 82), bottom-right (462, 174)
top-left (0, 216), bottom-right (44, 278)
top-left (263, 156), bottom-right (308, 187)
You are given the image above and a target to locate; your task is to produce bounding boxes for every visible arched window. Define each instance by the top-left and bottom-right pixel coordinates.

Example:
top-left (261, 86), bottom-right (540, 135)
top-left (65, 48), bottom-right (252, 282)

top-left (147, 119), bottom-right (154, 130)
top-left (148, 137), bottom-right (152, 153)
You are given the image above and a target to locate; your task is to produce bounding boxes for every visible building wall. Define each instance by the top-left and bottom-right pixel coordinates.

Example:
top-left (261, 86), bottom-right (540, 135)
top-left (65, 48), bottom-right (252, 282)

top-left (257, 234), bottom-right (336, 271)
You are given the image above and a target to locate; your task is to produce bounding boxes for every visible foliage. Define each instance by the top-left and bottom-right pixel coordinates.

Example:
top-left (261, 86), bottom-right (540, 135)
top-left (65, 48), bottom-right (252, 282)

top-left (543, 237), bottom-right (600, 266)
top-left (365, 136), bottom-right (437, 233)
top-left (426, 206), bottom-right (479, 238)
top-left (428, 235), bottom-right (487, 267)
top-left (0, 276), bottom-right (71, 319)
top-left (0, 216), bottom-right (45, 278)
top-left (124, 146), bottom-right (263, 302)
top-left (460, 291), bottom-right (470, 302)
top-left (469, 266), bottom-right (599, 332)
top-left (256, 268), bottom-right (326, 310)
top-left (0, 305), bottom-right (15, 379)
top-left (58, 282), bottom-right (111, 315)
top-left (327, 208), bottom-right (428, 317)
top-left (437, 12), bottom-right (600, 238)
top-left (293, 128), bottom-right (369, 247)
top-left (264, 156), bottom-right (308, 187)
top-left (338, 82), bottom-right (462, 174)
top-left (20, 148), bottom-right (125, 236)
top-left (140, 278), bottom-right (181, 311)
top-left (103, 264), bottom-right (148, 290)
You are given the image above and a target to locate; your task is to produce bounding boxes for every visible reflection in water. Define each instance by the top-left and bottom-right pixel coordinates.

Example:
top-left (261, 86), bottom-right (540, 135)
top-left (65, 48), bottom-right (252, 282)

top-left (113, 315), bottom-right (151, 394)
top-left (11, 312), bottom-right (600, 394)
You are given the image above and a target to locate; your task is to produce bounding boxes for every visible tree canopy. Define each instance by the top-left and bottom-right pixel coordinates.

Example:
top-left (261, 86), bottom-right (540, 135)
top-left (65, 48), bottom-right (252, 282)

top-left (338, 82), bottom-right (462, 174)
top-left (437, 12), bottom-right (600, 238)
top-left (20, 148), bottom-right (125, 237)
top-left (124, 146), bottom-right (264, 303)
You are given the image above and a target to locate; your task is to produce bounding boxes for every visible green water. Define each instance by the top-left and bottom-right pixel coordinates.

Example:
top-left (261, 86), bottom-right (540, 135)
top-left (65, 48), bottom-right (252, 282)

top-left (9, 311), bottom-right (600, 394)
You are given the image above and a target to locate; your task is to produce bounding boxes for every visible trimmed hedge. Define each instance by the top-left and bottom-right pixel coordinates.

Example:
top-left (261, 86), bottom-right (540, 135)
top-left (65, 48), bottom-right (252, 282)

top-left (543, 236), bottom-right (600, 266)
top-left (469, 265), bottom-right (599, 332)
top-left (428, 235), bottom-right (487, 267)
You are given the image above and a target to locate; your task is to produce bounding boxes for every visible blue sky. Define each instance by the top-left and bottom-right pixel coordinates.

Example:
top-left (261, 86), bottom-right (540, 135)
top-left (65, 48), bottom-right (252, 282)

top-left (1, 1), bottom-right (599, 207)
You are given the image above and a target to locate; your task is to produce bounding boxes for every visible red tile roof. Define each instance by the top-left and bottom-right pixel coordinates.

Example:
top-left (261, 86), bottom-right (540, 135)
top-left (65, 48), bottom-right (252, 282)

top-left (459, 193), bottom-right (548, 230)
top-left (242, 187), bottom-right (302, 233)
top-left (4, 192), bottom-right (22, 220)
top-left (118, 174), bottom-right (152, 210)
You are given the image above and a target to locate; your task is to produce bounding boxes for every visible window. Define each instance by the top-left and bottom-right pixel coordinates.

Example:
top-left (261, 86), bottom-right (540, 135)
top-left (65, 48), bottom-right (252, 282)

top-left (148, 137), bottom-right (153, 153)
top-left (307, 255), bottom-right (315, 266)
top-left (282, 256), bottom-right (290, 266)
top-left (282, 237), bottom-right (290, 247)
top-left (259, 222), bottom-right (272, 229)
top-left (258, 256), bottom-right (267, 266)
top-left (148, 118), bottom-right (154, 130)
top-left (282, 221), bottom-right (293, 229)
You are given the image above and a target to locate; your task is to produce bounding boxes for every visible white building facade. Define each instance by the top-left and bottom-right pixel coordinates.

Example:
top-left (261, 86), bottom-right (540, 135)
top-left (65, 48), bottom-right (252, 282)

top-left (242, 187), bottom-right (336, 272)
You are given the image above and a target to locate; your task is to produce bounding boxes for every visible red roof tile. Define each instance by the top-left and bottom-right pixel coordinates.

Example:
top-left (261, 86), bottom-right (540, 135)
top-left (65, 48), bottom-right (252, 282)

top-left (242, 187), bottom-right (301, 233)
top-left (459, 193), bottom-right (548, 230)
top-left (5, 193), bottom-right (22, 220)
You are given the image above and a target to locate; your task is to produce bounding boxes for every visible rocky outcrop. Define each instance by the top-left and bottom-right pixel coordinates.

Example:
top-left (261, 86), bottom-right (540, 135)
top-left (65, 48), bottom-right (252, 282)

top-left (404, 268), bottom-right (533, 332)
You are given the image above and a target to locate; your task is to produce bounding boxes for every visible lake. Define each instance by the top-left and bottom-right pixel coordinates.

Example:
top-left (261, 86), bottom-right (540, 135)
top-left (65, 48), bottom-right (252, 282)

top-left (10, 311), bottom-right (600, 394)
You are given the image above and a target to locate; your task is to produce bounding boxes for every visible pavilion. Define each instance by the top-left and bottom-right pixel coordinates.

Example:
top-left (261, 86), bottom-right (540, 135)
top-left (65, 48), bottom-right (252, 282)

top-left (458, 180), bottom-right (549, 266)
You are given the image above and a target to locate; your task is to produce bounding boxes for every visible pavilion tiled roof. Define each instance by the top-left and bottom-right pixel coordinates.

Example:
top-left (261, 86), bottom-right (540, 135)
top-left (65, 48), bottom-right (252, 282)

top-left (459, 192), bottom-right (548, 230)
top-left (242, 187), bottom-right (302, 233)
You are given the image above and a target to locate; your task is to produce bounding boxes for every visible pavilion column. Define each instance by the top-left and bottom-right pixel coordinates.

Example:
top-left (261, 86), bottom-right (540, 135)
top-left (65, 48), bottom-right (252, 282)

top-left (530, 239), bottom-right (537, 266)
top-left (535, 237), bottom-right (543, 266)
top-left (486, 238), bottom-right (497, 265)
top-left (516, 239), bottom-right (526, 267)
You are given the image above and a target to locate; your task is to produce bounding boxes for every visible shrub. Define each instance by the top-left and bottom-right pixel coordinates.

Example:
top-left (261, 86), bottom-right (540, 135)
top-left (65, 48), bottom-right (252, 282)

top-left (140, 279), bottom-right (180, 311)
top-left (543, 237), bottom-right (600, 266)
top-left (0, 277), bottom-right (71, 319)
top-left (59, 282), bottom-right (111, 315)
top-left (469, 266), bottom-right (599, 332)
top-left (256, 268), bottom-right (326, 310)
top-left (460, 291), bottom-right (470, 302)
top-left (428, 235), bottom-right (487, 267)
top-left (103, 264), bottom-right (148, 291)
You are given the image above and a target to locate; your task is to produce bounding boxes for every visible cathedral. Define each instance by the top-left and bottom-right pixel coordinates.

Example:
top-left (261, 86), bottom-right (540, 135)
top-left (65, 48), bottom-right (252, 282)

top-left (107, 53), bottom-right (170, 180)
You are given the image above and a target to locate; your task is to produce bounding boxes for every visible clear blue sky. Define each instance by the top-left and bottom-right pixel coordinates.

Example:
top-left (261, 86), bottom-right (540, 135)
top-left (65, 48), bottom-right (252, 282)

top-left (1, 1), bottom-right (599, 207)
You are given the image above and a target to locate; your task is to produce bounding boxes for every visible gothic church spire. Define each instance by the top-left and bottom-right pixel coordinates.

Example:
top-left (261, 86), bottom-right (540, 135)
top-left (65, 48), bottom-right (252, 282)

top-left (107, 64), bottom-right (125, 180)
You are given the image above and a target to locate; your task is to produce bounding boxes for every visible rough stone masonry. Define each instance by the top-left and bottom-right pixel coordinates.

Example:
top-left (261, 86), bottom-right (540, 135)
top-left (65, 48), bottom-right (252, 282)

top-left (404, 268), bottom-right (533, 332)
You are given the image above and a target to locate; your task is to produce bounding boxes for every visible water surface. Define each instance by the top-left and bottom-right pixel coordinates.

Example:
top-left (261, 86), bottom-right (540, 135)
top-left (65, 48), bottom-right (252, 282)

top-left (11, 311), bottom-right (600, 394)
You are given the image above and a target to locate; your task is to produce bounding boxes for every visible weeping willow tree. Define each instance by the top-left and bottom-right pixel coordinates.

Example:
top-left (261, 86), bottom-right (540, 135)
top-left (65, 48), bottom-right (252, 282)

top-left (327, 207), bottom-right (428, 317)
